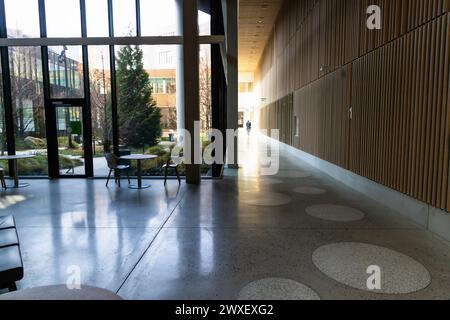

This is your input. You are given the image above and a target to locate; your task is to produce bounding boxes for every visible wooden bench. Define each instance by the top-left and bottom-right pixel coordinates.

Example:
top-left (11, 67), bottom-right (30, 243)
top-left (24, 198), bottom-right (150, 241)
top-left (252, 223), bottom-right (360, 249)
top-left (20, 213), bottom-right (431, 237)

top-left (0, 215), bottom-right (24, 292)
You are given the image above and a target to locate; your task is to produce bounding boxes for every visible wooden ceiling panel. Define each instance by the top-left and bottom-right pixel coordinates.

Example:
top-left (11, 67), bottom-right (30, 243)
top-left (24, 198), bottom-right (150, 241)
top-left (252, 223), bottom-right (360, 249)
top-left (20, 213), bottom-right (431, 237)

top-left (239, 0), bottom-right (283, 72)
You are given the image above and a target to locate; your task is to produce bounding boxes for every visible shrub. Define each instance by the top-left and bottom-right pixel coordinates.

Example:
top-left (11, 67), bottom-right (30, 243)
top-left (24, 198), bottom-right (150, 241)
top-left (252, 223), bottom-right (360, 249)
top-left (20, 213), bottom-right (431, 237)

top-left (59, 155), bottom-right (84, 169)
top-left (57, 136), bottom-right (80, 150)
top-left (146, 145), bottom-right (168, 157)
top-left (15, 155), bottom-right (48, 175)
top-left (24, 136), bottom-right (47, 149)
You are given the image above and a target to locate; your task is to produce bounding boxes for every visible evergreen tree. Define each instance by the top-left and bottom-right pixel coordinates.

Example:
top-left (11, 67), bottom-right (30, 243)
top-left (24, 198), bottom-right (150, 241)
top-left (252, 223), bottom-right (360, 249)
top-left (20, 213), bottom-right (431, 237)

top-left (116, 45), bottom-right (161, 148)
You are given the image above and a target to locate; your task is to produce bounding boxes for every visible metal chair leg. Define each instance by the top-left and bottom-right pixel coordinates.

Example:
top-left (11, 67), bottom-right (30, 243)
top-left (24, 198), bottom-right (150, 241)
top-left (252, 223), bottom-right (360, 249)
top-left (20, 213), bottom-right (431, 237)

top-left (164, 166), bottom-right (168, 185)
top-left (127, 169), bottom-right (131, 184)
top-left (117, 171), bottom-right (121, 188)
top-left (0, 172), bottom-right (6, 189)
top-left (106, 169), bottom-right (113, 186)
top-left (175, 167), bottom-right (181, 184)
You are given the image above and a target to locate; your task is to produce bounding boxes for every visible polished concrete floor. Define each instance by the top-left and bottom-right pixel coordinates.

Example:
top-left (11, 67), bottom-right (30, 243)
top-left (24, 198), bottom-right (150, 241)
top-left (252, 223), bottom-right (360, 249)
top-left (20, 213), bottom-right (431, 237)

top-left (1, 132), bottom-right (450, 299)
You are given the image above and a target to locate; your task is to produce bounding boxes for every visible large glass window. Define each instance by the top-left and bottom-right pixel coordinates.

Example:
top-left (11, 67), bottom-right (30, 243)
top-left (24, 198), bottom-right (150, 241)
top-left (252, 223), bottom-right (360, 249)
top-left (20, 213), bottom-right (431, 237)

top-left (85, 0), bottom-right (109, 37)
top-left (48, 46), bottom-right (84, 98)
top-left (113, 0), bottom-right (136, 37)
top-left (199, 44), bottom-right (212, 176)
top-left (115, 45), bottom-right (179, 176)
top-left (199, 44), bottom-right (211, 132)
top-left (0, 1), bottom-right (216, 179)
top-left (198, 11), bottom-right (211, 36)
top-left (8, 47), bottom-right (48, 176)
top-left (5, 0), bottom-right (40, 38)
top-left (0, 61), bottom-right (8, 175)
top-left (88, 46), bottom-right (113, 176)
top-left (0, 62), bottom-right (7, 158)
top-left (140, 0), bottom-right (179, 36)
top-left (45, 0), bottom-right (81, 38)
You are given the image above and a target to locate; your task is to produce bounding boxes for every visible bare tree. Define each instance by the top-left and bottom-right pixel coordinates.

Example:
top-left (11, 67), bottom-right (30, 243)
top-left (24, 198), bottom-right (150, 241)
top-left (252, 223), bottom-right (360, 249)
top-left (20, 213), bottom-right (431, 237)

top-left (9, 47), bottom-right (45, 145)
top-left (0, 75), bottom-right (5, 155)
top-left (199, 52), bottom-right (212, 132)
top-left (167, 107), bottom-right (177, 130)
top-left (89, 51), bottom-right (112, 153)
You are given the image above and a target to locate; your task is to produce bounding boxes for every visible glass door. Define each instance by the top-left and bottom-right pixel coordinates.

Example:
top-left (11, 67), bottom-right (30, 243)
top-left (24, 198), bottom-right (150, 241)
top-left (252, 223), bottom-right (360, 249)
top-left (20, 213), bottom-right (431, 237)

top-left (52, 101), bottom-right (86, 176)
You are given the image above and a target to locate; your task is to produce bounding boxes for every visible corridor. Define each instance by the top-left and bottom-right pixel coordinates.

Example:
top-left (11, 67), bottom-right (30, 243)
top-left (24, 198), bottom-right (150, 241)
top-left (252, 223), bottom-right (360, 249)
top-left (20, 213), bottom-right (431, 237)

top-left (118, 132), bottom-right (450, 299)
top-left (3, 131), bottom-right (450, 299)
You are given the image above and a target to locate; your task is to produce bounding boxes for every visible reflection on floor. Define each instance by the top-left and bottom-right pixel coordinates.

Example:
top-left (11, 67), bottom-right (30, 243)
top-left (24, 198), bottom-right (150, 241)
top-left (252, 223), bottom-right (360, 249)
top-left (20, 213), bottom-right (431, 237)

top-left (1, 132), bottom-right (450, 299)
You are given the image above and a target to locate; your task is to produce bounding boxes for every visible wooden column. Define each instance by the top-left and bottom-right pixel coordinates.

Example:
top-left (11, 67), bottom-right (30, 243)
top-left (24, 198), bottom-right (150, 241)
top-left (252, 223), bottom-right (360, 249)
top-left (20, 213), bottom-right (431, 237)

top-left (223, 0), bottom-right (238, 168)
top-left (211, 0), bottom-right (227, 178)
top-left (183, 0), bottom-right (201, 184)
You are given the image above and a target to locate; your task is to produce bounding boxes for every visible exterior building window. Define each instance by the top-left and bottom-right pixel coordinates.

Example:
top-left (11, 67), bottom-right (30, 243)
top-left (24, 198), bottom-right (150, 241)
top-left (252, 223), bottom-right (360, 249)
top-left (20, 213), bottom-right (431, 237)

top-left (239, 82), bottom-right (254, 93)
top-left (158, 51), bottom-right (173, 65)
top-left (8, 46), bottom-right (48, 176)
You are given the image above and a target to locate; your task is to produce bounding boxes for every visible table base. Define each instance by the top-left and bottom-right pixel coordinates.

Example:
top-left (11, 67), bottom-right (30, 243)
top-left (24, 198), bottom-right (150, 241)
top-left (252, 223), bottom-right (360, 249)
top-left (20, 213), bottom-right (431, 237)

top-left (6, 183), bottom-right (30, 189)
top-left (128, 184), bottom-right (151, 190)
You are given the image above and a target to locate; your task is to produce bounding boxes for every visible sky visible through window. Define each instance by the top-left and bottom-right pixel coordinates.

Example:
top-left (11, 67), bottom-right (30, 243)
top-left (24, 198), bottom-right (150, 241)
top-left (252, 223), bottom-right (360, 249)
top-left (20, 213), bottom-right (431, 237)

top-left (5, 0), bottom-right (210, 38)
top-left (4, 0), bottom-right (210, 69)
top-left (4, 0), bottom-right (40, 37)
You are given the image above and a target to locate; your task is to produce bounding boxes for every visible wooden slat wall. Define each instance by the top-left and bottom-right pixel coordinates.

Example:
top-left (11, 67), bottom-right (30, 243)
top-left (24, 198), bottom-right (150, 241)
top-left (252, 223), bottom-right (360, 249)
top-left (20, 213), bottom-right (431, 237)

top-left (259, 94), bottom-right (294, 146)
top-left (255, 0), bottom-right (450, 211)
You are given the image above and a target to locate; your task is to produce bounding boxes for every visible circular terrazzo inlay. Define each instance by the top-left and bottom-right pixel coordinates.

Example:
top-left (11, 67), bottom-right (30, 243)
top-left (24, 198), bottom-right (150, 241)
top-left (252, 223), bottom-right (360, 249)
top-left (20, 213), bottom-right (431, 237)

top-left (240, 192), bottom-right (292, 206)
top-left (306, 204), bottom-right (365, 222)
top-left (240, 177), bottom-right (284, 185)
top-left (293, 187), bottom-right (326, 195)
top-left (238, 278), bottom-right (320, 300)
top-left (312, 242), bottom-right (431, 294)
top-left (276, 170), bottom-right (311, 178)
top-left (259, 178), bottom-right (284, 185)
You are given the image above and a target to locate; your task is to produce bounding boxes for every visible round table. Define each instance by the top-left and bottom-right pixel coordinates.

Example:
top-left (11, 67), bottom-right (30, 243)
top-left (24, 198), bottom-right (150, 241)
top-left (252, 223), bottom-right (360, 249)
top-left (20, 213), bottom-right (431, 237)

top-left (120, 154), bottom-right (157, 189)
top-left (0, 154), bottom-right (36, 188)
